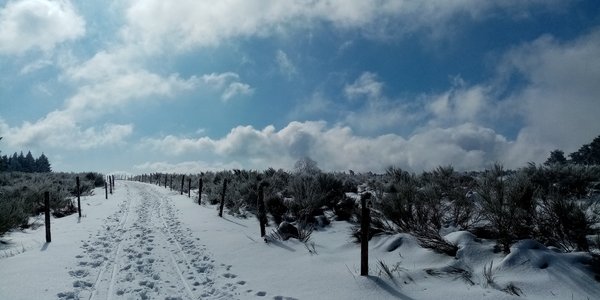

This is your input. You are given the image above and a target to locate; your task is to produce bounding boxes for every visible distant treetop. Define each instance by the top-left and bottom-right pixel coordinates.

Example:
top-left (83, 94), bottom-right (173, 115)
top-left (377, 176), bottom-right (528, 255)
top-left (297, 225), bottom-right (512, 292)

top-left (544, 135), bottom-right (600, 166)
top-left (0, 151), bottom-right (52, 173)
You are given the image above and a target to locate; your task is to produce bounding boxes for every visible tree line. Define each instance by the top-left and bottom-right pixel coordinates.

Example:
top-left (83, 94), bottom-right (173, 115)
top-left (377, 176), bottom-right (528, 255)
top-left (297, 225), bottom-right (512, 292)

top-left (0, 151), bottom-right (52, 173)
top-left (545, 135), bottom-right (600, 165)
top-left (0, 137), bottom-right (52, 173)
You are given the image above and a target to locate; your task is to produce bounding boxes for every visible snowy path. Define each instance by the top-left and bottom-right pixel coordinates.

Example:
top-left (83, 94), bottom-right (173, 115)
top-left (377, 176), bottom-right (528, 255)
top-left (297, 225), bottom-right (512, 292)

top-left (2, 180), bottom-right (599, 299)
top-left (58, 182), bottom-right (243, 300)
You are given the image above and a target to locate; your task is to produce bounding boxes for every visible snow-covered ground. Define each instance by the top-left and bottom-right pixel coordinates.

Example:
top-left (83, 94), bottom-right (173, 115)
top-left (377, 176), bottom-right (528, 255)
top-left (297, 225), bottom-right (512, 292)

top-left (1, 181), bottom-right (599, 299)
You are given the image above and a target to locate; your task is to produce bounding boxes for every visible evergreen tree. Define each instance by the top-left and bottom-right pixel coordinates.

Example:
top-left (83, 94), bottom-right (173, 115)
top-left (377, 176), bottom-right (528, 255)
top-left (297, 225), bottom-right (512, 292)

top-left (0, 137), bottom-right (5, 171)
top-left (569, 135), bottom-right (600, 165)
top-left (35, 154), bottom-right (51, 172)
top-left (544, 149), bottom-right (567, 166)
top-left (9, 152), bottom-right (20, 172)
top-left (24, 151), bottom-right (35, 172)
top-left (0, 155), bottom-right (7, 171)
top-left (17, 151), bottom-right (25, 169)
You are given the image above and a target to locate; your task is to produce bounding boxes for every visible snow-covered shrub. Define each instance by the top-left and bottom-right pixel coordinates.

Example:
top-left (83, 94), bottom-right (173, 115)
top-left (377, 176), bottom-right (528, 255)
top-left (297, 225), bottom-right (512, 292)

top-left (0, 191), bottom-right (28, 235)
top-left (287, 174), bottom-right (323, 223)
top-left (379, 167), bottom-right (419, 232)
top-left (475, 165), bottom-right (537, 253)
top-left (524, 163), bottom-right (600, 198)
top-left (84, 172), bottom-right (106, 188)
top-left (0, 172), bottom-right (104, 235)
top-left (333, 195), bottom-right (355, 221)
top-left (265, 195), bottom-right (287, 225)
top-left (522, 163), bottom-right (600, 252)
top-left (377, 167), bottom-right (460, 255)
top-left (537, 193), bottom-right (597, 252)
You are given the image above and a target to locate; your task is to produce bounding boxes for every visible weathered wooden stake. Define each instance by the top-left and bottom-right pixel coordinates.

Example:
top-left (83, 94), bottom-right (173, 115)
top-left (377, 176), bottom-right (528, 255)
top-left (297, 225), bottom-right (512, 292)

top-left (44, 191), bottom-right (51, 243)
top-left (180, 175), bottom-right (185, 195)
top-left (170, 175), bottom-right (173, 191)
top-left (109, 176), bottom-right (113, 194)
top-left (164, 175), bottom-right (167, 188)
top-left (105, 182), bottom-right (108, 199)
top-left (257, 184), bottom-right (266, 237)
top-left (188, 178), bottom-right (191, 198)
top-left (198, 177), bottom-right (203, 205)
top-left (360, 193), bottom-right (370, 276)
top-left (219, 179), bottom-right (227, 217)
top-left (76, 176), bottom-right (81, 218)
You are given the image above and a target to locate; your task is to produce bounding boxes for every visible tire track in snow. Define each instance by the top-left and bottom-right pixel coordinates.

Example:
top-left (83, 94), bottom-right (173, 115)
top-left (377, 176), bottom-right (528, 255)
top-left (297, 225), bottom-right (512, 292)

top-left (59, 181), bottom-right (244, 300)
top-left (92, 184), bottom-right (133, 300)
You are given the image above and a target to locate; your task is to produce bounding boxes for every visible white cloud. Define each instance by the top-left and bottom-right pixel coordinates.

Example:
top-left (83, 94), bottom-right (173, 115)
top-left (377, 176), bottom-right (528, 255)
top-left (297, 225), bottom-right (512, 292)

top-left (288, 91), bottom-right (334, 119)
top-left (65, 71), bottom-right (198, 118)
top-left (201, 72), bottom-right (239, 89)
top-left (222, 82), bottom-right (253, 101)
top-left (344, 72), bottom-right (383, 100)
top-left (343, 100), bottom-right (422, 134)
top-left (427, 80), bottom-right (491, 125)
top-left (142, 121), bottom-right (514, 172)
top-left (0, 116), bottom-right (132, 150)
top-left (201, 72), bottom-right (253, 101)
top-left (120, 0), bottom-right (562, 53)
top-left (0, 0), bottom-right (85, 54)
top-left (498, 29), bottom-right (600, 162)
top-left (19, 58), bottom-right (53, 74)
top-left (1, 51), bottom-right (199, 150)
top-left (342, 72), bottom-right (423, 133)
top-left (134, 160), bottom-right (243, 174)
top-left (275, 49), bottom-right (297, 78)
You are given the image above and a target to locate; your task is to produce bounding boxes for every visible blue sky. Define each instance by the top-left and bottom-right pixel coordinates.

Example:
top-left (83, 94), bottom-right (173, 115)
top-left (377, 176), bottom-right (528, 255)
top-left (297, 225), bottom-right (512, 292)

top-left (1, 0), bottom-right (600, 174)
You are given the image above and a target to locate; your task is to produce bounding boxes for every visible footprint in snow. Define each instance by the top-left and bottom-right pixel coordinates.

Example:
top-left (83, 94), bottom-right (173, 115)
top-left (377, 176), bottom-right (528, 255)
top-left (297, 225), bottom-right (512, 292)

top-left (68, 270), bottom-right (89, 278)
top-left (72, 280), bottom-right (92, 288)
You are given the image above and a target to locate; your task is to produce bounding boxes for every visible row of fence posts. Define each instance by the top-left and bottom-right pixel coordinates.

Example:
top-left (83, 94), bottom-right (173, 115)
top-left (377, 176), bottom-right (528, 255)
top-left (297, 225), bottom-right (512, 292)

top-left (104, 175), bottom-right (115, 200)
top-left (44, 174), bottom-right (116, 243)
top-left (131, 173), bottom-right (372, 276)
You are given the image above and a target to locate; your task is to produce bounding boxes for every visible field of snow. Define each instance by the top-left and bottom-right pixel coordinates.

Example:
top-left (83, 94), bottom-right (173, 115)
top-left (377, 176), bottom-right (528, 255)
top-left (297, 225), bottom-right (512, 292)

top-left (1, 181), bottom-right (599, 299)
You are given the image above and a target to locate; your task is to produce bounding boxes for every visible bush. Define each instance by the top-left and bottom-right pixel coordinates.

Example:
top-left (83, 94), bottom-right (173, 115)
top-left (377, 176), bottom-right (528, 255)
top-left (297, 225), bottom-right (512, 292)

top-left (85, 172), bottom-right (106, 188)
top-left (0, 172), bottom-right (106, 236)
top-left (537, 193), bottom-right (597, 252)
top-left (379, 168), bottom-right (419, 232)
top-left (287, 174), bottom-right (323, 223)
top-left (0, 193), bottom-right (28, 235)
top-left (265, 195), bottom-right (287, 225)
top-left (476, 165), bottom-right (536, 253)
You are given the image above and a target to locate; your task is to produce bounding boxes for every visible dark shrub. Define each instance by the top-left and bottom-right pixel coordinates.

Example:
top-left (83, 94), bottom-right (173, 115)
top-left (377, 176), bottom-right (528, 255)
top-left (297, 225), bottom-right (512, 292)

top-left (334, 196), bottom-right (355, 221)
top-left (265, 195), bottom-right (287, 225)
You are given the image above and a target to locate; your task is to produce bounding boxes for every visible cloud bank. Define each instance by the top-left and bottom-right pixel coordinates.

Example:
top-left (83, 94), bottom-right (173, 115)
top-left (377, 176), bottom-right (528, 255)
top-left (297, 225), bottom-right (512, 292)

top-left (0, 0), bottom-right (85, 54)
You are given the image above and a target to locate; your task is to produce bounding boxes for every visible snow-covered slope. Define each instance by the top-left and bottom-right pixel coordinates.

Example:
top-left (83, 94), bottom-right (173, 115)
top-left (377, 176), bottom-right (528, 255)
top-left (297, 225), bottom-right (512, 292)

top-left (1, 181), bottom-right (599, 299)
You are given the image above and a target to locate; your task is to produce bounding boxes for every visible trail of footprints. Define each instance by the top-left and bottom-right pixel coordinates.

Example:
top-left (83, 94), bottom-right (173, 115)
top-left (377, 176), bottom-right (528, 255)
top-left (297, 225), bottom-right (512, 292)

top-left (58, 184), bottom-right (249, 300)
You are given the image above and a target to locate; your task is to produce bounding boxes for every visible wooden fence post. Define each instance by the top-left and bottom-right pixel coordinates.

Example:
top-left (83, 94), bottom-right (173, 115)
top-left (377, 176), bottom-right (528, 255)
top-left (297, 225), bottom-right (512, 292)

top-left (257, 183), bottom-right (266, 237)
top-left (44, 191), bottom-right (51, 243)
top-left (188, 178), bottom-right (191, 198)
top-left (76, 176), bottom-right (81, 218)
top-left (360, 193), bottom-right (371, 276)
top-left (109, 176), bottom-right (113, 194)
top-left (164, 175), bottom-right (167, 188)
top-left (180, 175), bottom-right (185, 195)
top-left (105, 182), bottom-right (108, 199)
top-left (198, 177), bottom-right (203, 205)
top-left (219, 179), bottom-right (227, 217)
top-left (170, 175), bottom-right (173, 191)
top-left (111, 175), bottom-right (115, 191)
